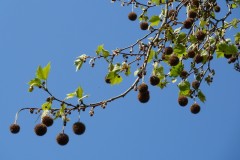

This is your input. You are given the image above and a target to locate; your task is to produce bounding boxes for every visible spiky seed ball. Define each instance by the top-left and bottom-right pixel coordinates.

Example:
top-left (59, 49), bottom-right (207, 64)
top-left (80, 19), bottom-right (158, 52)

top-left (150, 75), bottom-right (160, 86)
top-left (168, 54), bottom-right (179, 66)
top-left (196, 31), bottom-right (206, 41)
top-left (128, 12), bottom-right (137, 21)
top-left (183, 18), bottom-right (194, 29)
top-left (168, 9), bottom-right (176, 17)
top-left (138, 83), bottom-right (148, 93)
top-left (178, 96), bottom-right (188, 107)
top-left (140, 22), bottom-right (149, 30)
top-left (188, 10), bottom-right (197, 19)
top-left (190, 103), bottom-right (201, 114)
top-left (34, 124), bottom-right (47, 136)
top-left (73, 122), bottom-right (86, 135)
top-left (42, 116), bottom-right (54, 127)
top-left (192, 80), bottom-right (200, 90)
top-left (138, 91), bottom-right (150, 103)
top-left (194, 54), bottom-right (203, 64)
top-left (214, 6), bottom-right (221, 12)
top-left (164, 47), bottom-right (173, 55)
top-left (187, 50), bottom-right (195, 58)
top-left (180, 70), bottom-right (188, 79)
top-left (56, 133), bottom-right (69, 146)
top-left (224, 54), bottom-right (232, 59)
top-left (10, 124), bottom-right (20, 134)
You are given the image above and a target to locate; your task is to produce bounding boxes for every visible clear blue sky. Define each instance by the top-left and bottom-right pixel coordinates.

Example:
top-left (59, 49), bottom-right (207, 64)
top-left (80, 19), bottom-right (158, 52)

top-left (0, 1), bottom-right (240, 160)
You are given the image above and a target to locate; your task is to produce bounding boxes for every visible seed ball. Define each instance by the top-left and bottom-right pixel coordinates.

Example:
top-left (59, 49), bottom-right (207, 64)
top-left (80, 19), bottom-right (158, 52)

top-left (183, 18), bottom-right (194, 29)
top-left (138, 83), bottom-right (148, 93)
top-left (178, 96), bottom-right (188, 106)
top-left (180, 70), bottom-right (188, 79)
top-left (190, 103), bottom-right (201, 114)
top-left (150, 75), bottom-right (160, 86)
top-left (105, 77), bottom-right (111, 84)
top-left (164, 47), bottom-right (173, 55)
top-left (228, 57), bottom-right (237, 63)
top-left (140, 22), bottom-right (149, 30)
top-left (194, 54), bottom-right (203, 64)
top-left (196, 31), bottom-right (206, 41)
top-left (34, 124), bottom-right (47, 136)
top-left (224, 54), bottom-right (232, 59)
top-left (10, 124), bottom-right (20, 134)
top-left (168, 9), bottom-right (176, 17)
top-left (192, 80), bottom-right (200, 90)
top-left (56, 133), bottom-right (69, 146)
top-left (187, 50), bottom-right (195, 58)
top-left (42, 116), bottom-right (54, 127)
top-left (128, 12), bottom-right (137, 21)
top-left (188, 10), bottom-right (197, 19)
top-left (214, 6), bottom-right (221, 12)
top-left (138, 91), bottom-right (150, 103)
top-left (72, 122), bottom-right (86, 135)
top-left (168, 54), bottom-right (179, 66)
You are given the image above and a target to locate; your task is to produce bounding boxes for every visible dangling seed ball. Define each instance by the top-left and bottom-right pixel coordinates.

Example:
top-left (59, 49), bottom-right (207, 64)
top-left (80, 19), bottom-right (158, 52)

top-left (164, 47), bottom-right (173, 55)
top-left (42, 116), bottom-right (54, 127)
top-left (150, 75), bottom-right (160, 86)
top-left (188, 10), bottom-right (197, 19)
top-left (187, 50), bottom-right (195, 58)
top-left (192, 80), bottom-right (200, 90)
top-left (128, 12), bottom-right (137, 21)
top-left (168, 54), bottom-right (179, 66)
top-left (183, 18), bottom-right (194, 29)
top-left (140, 22), bottom-right (149, 30)
top-left (190, 103), bottom-right (201, 114)
top-left (138, 83), bottom-right (148, 93)
top-left (56, 133), bottom-right (69, 146)
top-left (214, 6), bottom-right (221, 12)
top-left (224, 53), bottom-right (232, 59)
top-left (138, 91), bottom-right (150, 103)
top-left (178, 96), bottom-right (188, 107)
top-left (34, 124), bottom-right (47, 136)
top-left (73, 122), bottom-right (86, 135)
top-left (194, 54), bottom-right (203, 64)
top-left (10, 124), bottom-right (20, 134)
top-left (196, 31), bottom-right (206, 41)
top-left (180, 70), bottom-right (188, 79)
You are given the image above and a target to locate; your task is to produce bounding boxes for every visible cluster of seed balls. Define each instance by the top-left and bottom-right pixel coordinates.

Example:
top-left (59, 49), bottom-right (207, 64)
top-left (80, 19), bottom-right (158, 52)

top-left (9, 115), bottom-right (86, 146)
top-left (128, 12), bottom-right (149, 30)
top-left (137, 81), bottom-right (201, 114)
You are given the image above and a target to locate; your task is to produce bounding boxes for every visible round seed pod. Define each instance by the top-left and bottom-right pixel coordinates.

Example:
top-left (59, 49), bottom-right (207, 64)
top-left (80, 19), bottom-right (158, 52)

top-left (168, 54), bottom-right (179, 66)
top-left (214, 6), bottom-right (221, 12)
top-left (150, 75), bottom-right (160, 86)
top-left (196, 31), bottom-right (206, 41)
top-left (10, 124), bottom-right (20, 134)
top-left (164, 47), bottom-right (173, 55)
top-left (183, 18), bottom-right (194, 29)
top-left (72, 122), bottom-right (86, 135)
top-left (140, 22), bottom-right (149, 30)
top-left (128, 12), bottom-right (137, 21)
top-left (138, 83), bottom-right (148, 93)
top-left (187, 50), bottom-right (196, 58)
top-left (190, 103), bottom-right (201, 114)
top-left (188, 10), bottom-right (197, 19)
top-left (192, 80), bottom-right (200, 90)
top-left (34, 124), bottom-right (47, 136)
top-left (194, 54), bottom-right (203, 64)
top-left (42, 116), bottom-right (54, 127)
top-left (178, 96), bottom-right (188, 107)
top-left (138, 91), bottom-right (150, 103)
top-left (56, 133), bottom-right (69, 146)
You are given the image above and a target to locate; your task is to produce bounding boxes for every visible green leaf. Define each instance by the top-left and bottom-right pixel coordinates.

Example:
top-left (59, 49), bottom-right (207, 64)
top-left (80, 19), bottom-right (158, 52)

top-left (102, 49), bottom-right (110, 58)
top-left (198, 90), bottom-right (206, 103)
top-left (42, 102), bottom-right (52, 110)
top-left (189, 35), bottom-right (197, 44)
top-left (106, 72), bottom-right (122, 85)
top-left (36, 62), bottom-right (51, 80)
top-left (169, 63), bottom-right (184, 77)
top-left (28, 78), bottom-right (41, 87)
top-left (231, 18), bottom-right (239, 28)
top-left (74, 54), bottom-right (87, 71)
top-left (66, 92), bottom-right (76, 100)
top-left (175, 32), bottom-right (187, 44)
top-left (149, 15), bottom-right (160, 26)
top-left (148, 50), bottom-right (155, 63)
top-left (178, 81), bottom-right (190, 91)
top-left (96, 44), bottom-right (104, 55)
top-left (76, 87), bottom-right (83, 99)
top-left (235, 32), bottom-right (240, 44)
top-left (173, 44), bottom-right (186, 56)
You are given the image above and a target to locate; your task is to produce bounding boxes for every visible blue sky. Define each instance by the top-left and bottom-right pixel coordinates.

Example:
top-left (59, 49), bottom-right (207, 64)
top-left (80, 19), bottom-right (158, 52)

top-left (0, 1), bottom-right (240, 160)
